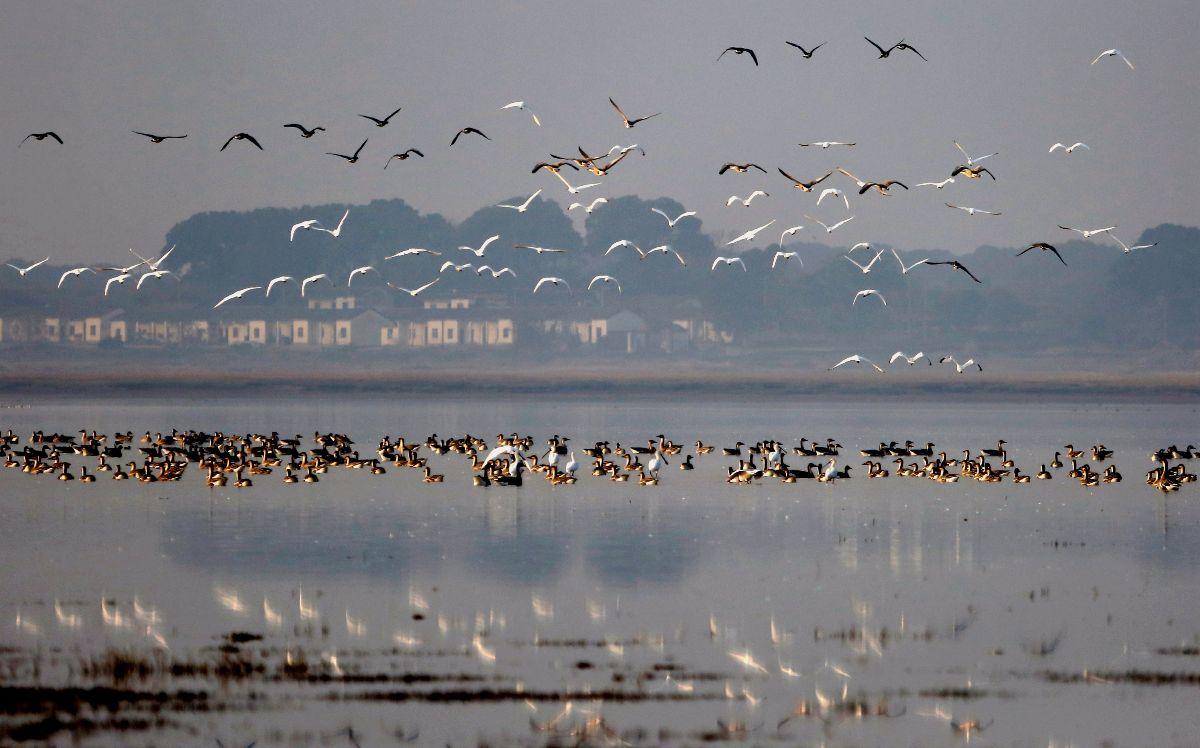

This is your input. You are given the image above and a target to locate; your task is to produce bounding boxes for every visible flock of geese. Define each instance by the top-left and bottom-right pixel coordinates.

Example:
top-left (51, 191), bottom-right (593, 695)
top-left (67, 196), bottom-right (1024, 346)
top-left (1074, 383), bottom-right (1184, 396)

top-left (6, 39), bottom-right (1153, 373)
top-left (2, 428), bottom-right (1194, 493)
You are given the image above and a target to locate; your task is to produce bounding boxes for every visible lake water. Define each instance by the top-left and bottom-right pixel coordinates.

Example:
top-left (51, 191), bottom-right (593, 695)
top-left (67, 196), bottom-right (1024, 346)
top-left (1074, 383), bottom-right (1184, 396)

top-left (1, 395), bottom-right (1198, 746)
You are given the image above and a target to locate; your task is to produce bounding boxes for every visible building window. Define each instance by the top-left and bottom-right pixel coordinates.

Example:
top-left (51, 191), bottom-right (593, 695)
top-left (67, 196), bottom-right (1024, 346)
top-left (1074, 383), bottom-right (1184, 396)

top-left (502, 328), bottom-right (511, 340)
top-left (252, 328), bottom-right (261, 340)
top-left (88, 325), bottom-right (98, 337)
top-left (338, 326), bottom-right (348, 339)
top-left (447, 328), bottom-right (456, 341)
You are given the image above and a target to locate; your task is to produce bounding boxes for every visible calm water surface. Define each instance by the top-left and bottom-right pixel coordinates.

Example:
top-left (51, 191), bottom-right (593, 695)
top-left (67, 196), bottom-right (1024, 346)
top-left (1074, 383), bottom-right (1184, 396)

top-left (1, 395), bottom-right (1198, 746)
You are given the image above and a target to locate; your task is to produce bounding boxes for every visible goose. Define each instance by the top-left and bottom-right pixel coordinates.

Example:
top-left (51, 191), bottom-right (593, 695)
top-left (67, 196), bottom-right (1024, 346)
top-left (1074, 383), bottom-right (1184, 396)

top-left (953, 141), bottom-right (998, 165)
top-left (914, 177), bottom-right (955, 189)
top-left (726, 191), bottom-right (769, 207)
top-left (805, 214), bottom-right (854, 234)
top-left (501, 100), bottom-right (541, 126)
top-left (325, 138), bottom-right (367, 164)
top-left (1065, 444), bottom-right (1084, 460)
top-left (132, 130), bottom-right (186, 143)
top-left (785, 41), bottom-right (826, 58)
top-left (385, 248), bottom-right (442, 259)
top-left (57, 463), bottom-right (74, 481)
top-left (1016, 242), bottom-right (1067, 265)
top-left (1103, 465), bottom-right (1122, 483)
top-left (722, 442), bottom-right (744, 456)
top-left (845, 249), bottom-right (886, 273)
top-left (939, 356), bottom-right (982, 373)
top-left (214, 286), bottom-right (263, 308)
top-left (313, 209), bottom-right (349, 238)
top-left (777, 168), bottom-right (832, 193)
top-left (1091, 49), bottom-right (1134, 69)
top-left (568, 197), bottom-right (608, 214)
top-left (104, 273), bottom-right (132, 296)
top-left (1111, 234), bottom-right (1157, 253)
top-left (347, 265), bottom-right (377, 286)
top-left (719, 162), bottom-right (767, 175)
top-left (890, 248), bottom-right (929, 274)
top-left (450, 127), bottom-right (491, 146)
top-left (925, 260), bottom-right (983, 283)
top-left (696, 441), bottom-right (715, 455)
top-left (651, 207), bottom-right (697, 227)
top-left (818, 188), bottom-right (850, 210)
top-left (497, 189), bottom-right (543, 212)
top-left (950, 165), bottom-right (995, 180)
top-left (233, 468), bottom-right (252, 488)
top-left (79, 466), bottom-right (95, 483)
top-left (1049, 142), bottom-right (1089, 154)
top-left (858, 180), bottom-right (908, 195)
top-left (890, 351), bottom-right (931, 366)
top-left (946, 203), bottom-right (1001, 216)
top-left (384, 149), bottom-right (424, 168)
top-left (680, 455), bottom-right (695, 470)
top-left (20, 131), bottom-right (63, 145)
top-left (638, 469), bottom-right (659, 486)
top-left (290, 219), bottom-right (323, 240)
top-left (220, 132), bottom-right (262, 151)
top-left (829, 355), bottom-right (885, 373)
top-left (1059, 224), bottom-right (1115, 239)
top-left (533, 277), bottom-right (570, 293)
top-left (1051, 452), bottom-right (1063, 468)
top-left (282, 467), bottom-right (298, 484)
top-left (609, 97), bottom-right (660, 128)
top-left (283, 123), bottom-right (325, 138)
top-left (300, 274), bottom-right (329, 296)
top-left (6, 258), bottom-right (49, 277)
top-left (725, 219), bottom-right (776, 245)
top-left (265, 276), bottom-right (293, 297)
top-left (359, 106), bottom-right (403, 127)
top-left (459, 235), bottom-right (500, 257)
top-left (711, 256), bottom-right (747, 271)
top-left (422, 466), bottom-right (444, 483)
top-left (798, 141), bottom-right (854, 149)
top-left (717, 46), bottom-right (759, 65)
top-left (852, 289), bottom-right (886, 306)
top-left (587, 275), bottom-right (621, 293)
top-left (57, 267), bottom-right (96, 288)
top-left (1036, 465), bottom-right (1052, 480)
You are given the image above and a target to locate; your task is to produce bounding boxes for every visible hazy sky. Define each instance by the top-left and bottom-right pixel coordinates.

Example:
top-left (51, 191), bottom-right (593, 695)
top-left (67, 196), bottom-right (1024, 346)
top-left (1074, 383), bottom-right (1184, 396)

top-left (2, 0), bottom-right (1197, 263)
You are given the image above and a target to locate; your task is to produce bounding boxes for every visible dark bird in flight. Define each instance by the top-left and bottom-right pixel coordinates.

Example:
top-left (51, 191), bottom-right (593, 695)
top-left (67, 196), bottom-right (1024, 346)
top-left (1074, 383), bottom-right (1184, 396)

top-left (450, 127), bottom-right (490, 146)
top-left (951, 164), bottom-right (996, 180)
top-left (532, 161), bottom-right (579, 174)
top-left (20, 132), bottom-right (63, 146)
top-left (718, 46), bottom-right (759, 65)
top-left (283, 123), bottom-right (325, 138)
top-left (778, 168), bottom-right (833, 192)
top-left (892, 41), bottom-right (927, 60)
top-left (326, 138), bottom-right (367, 164)
top-left (359, 106), bottom-right (402, 127)
top-left (785, 41), bottom-right (826, 58)
top-left (926, 260), bottom-right (983, 283)
top-left (609, 97), bottom-right (660, 128)
top-left (584, 149), bottom-right (632, 176)
top-left (384, 149), bottom-right (424, 168)
top-left (719, 162), bottom-right (767, 175)
top-left (858, 180), bottom-right (909, 195)
top-left (132, 131), bottom-right (187, 143)
top-left (220, 132), bottom-right (262, 151)
top-left (1017, 242), bottom-right (1068, 266)
top-left (864, 37), bottom-right (897, 58)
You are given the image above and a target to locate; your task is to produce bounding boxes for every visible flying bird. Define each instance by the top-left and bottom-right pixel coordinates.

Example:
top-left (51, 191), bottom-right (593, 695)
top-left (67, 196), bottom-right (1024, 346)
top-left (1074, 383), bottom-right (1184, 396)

top-left (651, 207), bottom-right (698, 227)
top-left (6, 257), bottom-right (49, 277)
top-left (1049, 142), bottom-right (1089, 153)
top-left (128, 245), bottom-right (175, 271)
top-left (387, 279), bottom-right (440, 296)
top-left (497, 189), bottom-right (543, 213)
top-left (57, 267), bottom-right (95, 288)
top-left (1016, 242), bottom-right (1067, 265)
top-left (953, 141), bottom-right (997, 165)
top-left (501, 101), bottom-right (541, 126)
top-left (314, 209), bottom-right (349, 238)
top-left (644, 245), bottom-right (687, 265)
top-left (533, 277), bottom-right (570, 293)
top-left (547, 170), bottom-right (601, 194)
top-left (798, 141), bottom-right (854, 149)
top-left (220, 132), bottom-right (262, 151)
top-left (726, 190), bottom-right (769, 207)
top-left (779, 225), bottom-right (805, 247)
top-left (859, 180), bottom-right (908, 195)
top-left (830, 355), bottom-right (885, 373)
top-left (214, 286), bottom-right (262, 308)
top-left (588, 275), bottom-right (622, 293)
top-left (135, 269), bottom-right (175, 290)
top-left (283, 123), bottom-right (325, 138)
top-left (926, 260), bottom-right (983, 283)
top-left (1091, 49), bottom-right (1134, 69)
top-left (915, 177), bottom-right (955, 189)
top-left (609, 97), bottom-right (660, 128)
top-left (474, 265), bottom-right (515, 279)
top-left (439, 261), bottom-right (475, 273)
top-left (818, 188), bottom-right (850, 210)
top-left (711, 256), bottom-right (748, 271)
top-left (459, 235), bottom-right (500, 257)
top-left (950, 165), bottom-right (995, 180)
top-left (568, 197), bottom-right (607, 214)
top-left (891, 351), bottom-right (931, 366)
top-left (531, 160), bottom-right (579, 174)
top-left (265, 275), bottom-right (294, 297)
top-left (359, 106), bottom-right (402, 127)
top-left (104, 273), bottom-right (132, 296)
top-left (1059, 224), bottom-right (1115, 239)
top-left (513, 243), bottom-right (567, 254)
top-left (890, 248), bottom-right (929, 274)
top-left (326, 138), bottom-right (367, 164)
top-left (384, 149), bottom-right (424, 168)
top-left (771, 251), bottom-right (799, 269)
top-left (132, 131), bottom-right (186, 143)
top-left (778, 168), bottom-right (832, 192)
top-left (852, 289), bottom-right (886, 305)
top-left (606, 239), bottom-right (644, 258)
top-left (719, 162), bottom-right (767, 175)
top-left (946, 202), bottom-right (1001, 216)
top-left (301, 274), bottom-right (329, 296)
top-left (385, 248), bottom-right (442, 259)
top-left (940, 355), bottom-right (983, 373)
top-left (785, 41), bottom-right (825, 58)
top-left (290, 219), bottom-right (323, 241)
top-left (1111, 234), bottom-right (1157, 253)
top-left (805, 214), bottom-right (855, 234)
top-left (450, 127), bottom-right (490, 146)
top-left (347, 266), bottom-right (376, 286)
top-left (725, 219), bottom-right (776, 245)
top-left (717, 46), bottom-right (759, 65)
top-left (20, 132), bottom-right (63, 146)
top-left (845, 249), bottom-right (887, 273)
top-left (893, 40), bottom-right (927, 60)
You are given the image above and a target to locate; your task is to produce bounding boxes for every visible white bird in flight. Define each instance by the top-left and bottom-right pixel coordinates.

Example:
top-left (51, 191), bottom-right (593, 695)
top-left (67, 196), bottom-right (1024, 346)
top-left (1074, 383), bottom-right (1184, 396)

top-left (129, 245), bottom-right (175, 271)
top-left (301, 273), bottom-right (329, 296)
top-left (104, 273), bottom-right (132, 296)
top-left (946, 202), bottom-right (1001, 216)
top-left (725, 219), bottom-right (776, 246)
top-left (475, 265), bottom-right (516, 278)
top-left (588, 275), bottom-right (622, 293)
top-left (771, 251), bottom-right (799, 269)
top-left (940, 355), bottom-right (983, 373)
top-left (513, 243), bottom-right (566, 254)
top-left (1049, 142), bottom-right (1089, 153)
top-left (711, 256), bottom-right (747, 272)
top-left (385, 248), bottom-right (442, 259)
top-left (533, 277), bottom-right (570, 293)
top-left (891, 351), bottom-right (931, 366)
top-left (806, 214), bottom-right (854, 234)
top-left (891, 248), bottom-right (929, 274)
top-left (549, 170), bottom-right (601, 194)
top-left (830, 355), bottom-right (885, 373)
top-left (817, 188), bottom-right (850, 210)
top-left (459, 234), bottom-right (500, 257)
top-left (644, 245), bottom-right (687, 265)
top-left (136, 269), bottom-right (175, 289)
top-left (606, 239), bottom-right (644, 258)
top-left (1111, 234), bottom-right (1157, 253)
top-left (290, 219), bottom-right (322, 241)
top-left (214, 286), bottom-right (262, 308)
top-left (953, 140), bottom-right (998, 165)
top-left (568, 197), bottom-right (608, 214)
top-left (386, 278), bottom-right (439, 296)
top-left (844, 249), bottom-right (886, 273)
top-left (779, 225), bottom-right (804, 247)
top-left (266, 275), bottom-right (293, 297)
top-left (313, 209), bottom-right (349, 238)
top-left (852, 289), bottom-right (886, 306)
top-left (57, 267), bottom-right (95, 288)
top-left (347, 265), bottom-right (376, 286)
top-left (497, 189), bottom-right (543, 213)
top-left (1091, 48), bottom-right (1134, 69)
top-left (440, 261), bottom-right (474, 273)
top-left (1059, 224), bottom-right (1116, 238)
top-left (799, 141), bottom-right (855, 149)
top-left (651, 207), bottom-right (697, 227)
top-left (726, 190), bottom-right (769, 207)
top-left (501, 100), bottom-right (541, 126)
top-left (915, 177), bottom-right (955, 189)
top-left (6, 257), bottom-right (49, 277)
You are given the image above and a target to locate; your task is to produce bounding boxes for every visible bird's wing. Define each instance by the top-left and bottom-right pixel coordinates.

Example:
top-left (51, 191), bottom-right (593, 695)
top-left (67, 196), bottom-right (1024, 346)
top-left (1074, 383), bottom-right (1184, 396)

top-left (844, 255), bottom-right (868, 272)
top-left (864, 37), bottom-right (887, 55)
top-left (651, 208), bottom-right (670, 222)
top-left (748, 48), bottom-right (759, 65)
top-left (831, 356), bottom-right (860, 370)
